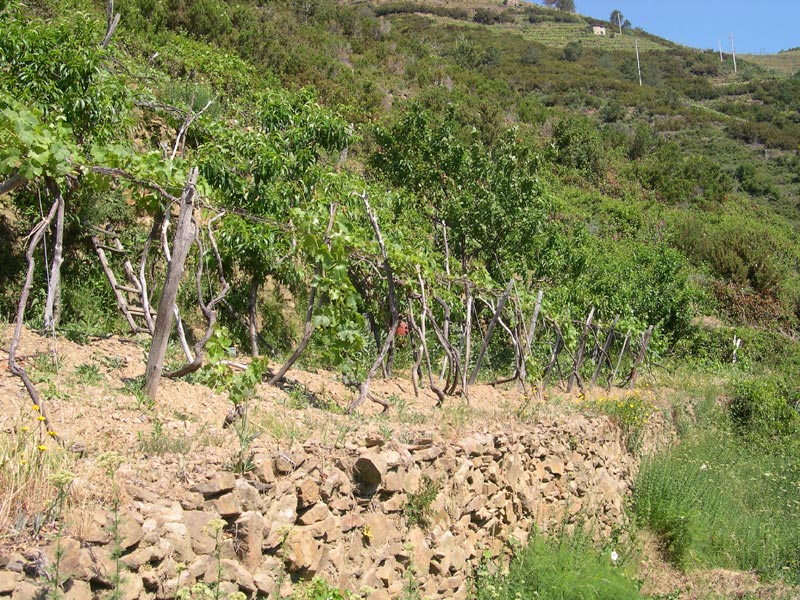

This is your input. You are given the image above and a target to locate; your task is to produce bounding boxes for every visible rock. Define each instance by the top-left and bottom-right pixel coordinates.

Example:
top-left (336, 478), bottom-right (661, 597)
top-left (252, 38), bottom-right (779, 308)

top-left (274, 453), bottom-right (297, 475)
top-left (77, 506), bottom-right (110, 544)
top-left (125, 484), bottom-right (157, 503)
top-left (234, 478), bottom-right (262, 512)
top-left (204, 559), bottom-right (255, 593)
top-left (190, 473), bottom-right (236, 498)
top-left (179, 491), bottom-right (204, 511)
top-left (183, 511), bottom-right (218, 555)
top-left (284, 529), bottom-right (327, 575)
top-left (297, 503), bottom-right (331, 526)
top-left (206, 492), bottom-right (242, 518)
top-left (0, 571), bottom-right (22, 594)
top-left (63, 579), bottom-right (92, 600)
top-left (354, 453), bottom-right (388, 496)
top-left (295, 477), bottom-right (320, 508)
top-left (265, 491), bottom-right (298, 533)
top-left (121, 573), bottom-right (144, 600)
top-left (382, 493), bottom-right (406, 513)
top-left (118, 513), bottom-right (144, 550)
top-left (341, 514), bottom-right (365, 532)
top-left (121, 545), bottom-right (166, 571)
top-left (10, 581), bottom-right (43, 600)
top-left (252, 453), bottom-right (276, 484)
top-left (363, 513), bottom-right (392, 547)
top-left (234, 511), bottom-right (264, 571)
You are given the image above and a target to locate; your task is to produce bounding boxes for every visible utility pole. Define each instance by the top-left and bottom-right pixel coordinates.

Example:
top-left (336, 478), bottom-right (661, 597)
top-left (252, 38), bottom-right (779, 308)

top-left (718, 40), bottom-right (723, 62)
top-left (730, 33), bottom-right (737, 73)
top-left (635, 39), bottom-right (642, 86)
top-left (617, 12), bottom-right (622, 34)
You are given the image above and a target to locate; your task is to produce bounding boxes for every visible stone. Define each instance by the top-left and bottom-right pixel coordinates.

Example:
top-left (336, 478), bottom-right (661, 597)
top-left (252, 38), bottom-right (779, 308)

top-left (10, 581), bottom-right (43, 600)
top-left (118, 514), bottom-right (144, 550)
top-left (234, 478), bottom-right (262, 512)
top-left (295, 477), bottom-right (320, 508)
top-left (354, 453), bottom-right (388, 496)
top-left (297, 503), bottom-right (331, 526)
top-left (121, 573), bottom-right (145, 600)
top-left (363, 512), bottom-right (392, 547)
top-left (190, 473), bottom-right (236, 498)
top-left (180, 492), bottom-right (204, 511)
top-left (252, 453), bottom-right (276, 484)
top-left (125, 484), bottom-right (157, 503)
top-left (341, 514), bottom-right (365, 532)
top-left (0, 571), bottom-right (22, 594)
top-left (204, 559), bottom-right (255, 593)
top-left (274, 453), bottom-right (297, 475)
top-left (121, 545), bottom-right (165, 571)
top-left (382, 493), bottom-right (407, 513)
top-left (234, 511), bottom-right (264, 571)
top-left (264, 492), bottom-right (298, 529)
top-left (77, 506), bottom-right (109, 544)
top-left (182, 511), bottom-right (217, 555)
top-left (63, 579), bottom-right (92, 600)
top-left (253, 568), bottom-right (277, 595)
top-left (206, 492), bottom-right (241, 518)
top-left (284, 529), bottom-right (327, 575)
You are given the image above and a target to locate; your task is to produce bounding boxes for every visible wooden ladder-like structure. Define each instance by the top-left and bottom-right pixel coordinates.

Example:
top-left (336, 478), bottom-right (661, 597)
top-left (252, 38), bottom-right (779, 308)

top-left (90, 227), bottom-right (155, 335)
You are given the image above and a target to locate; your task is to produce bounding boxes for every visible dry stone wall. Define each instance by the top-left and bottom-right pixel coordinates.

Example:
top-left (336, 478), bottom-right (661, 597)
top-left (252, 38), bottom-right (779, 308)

top-left (0, 414), bottom-right (634, 599)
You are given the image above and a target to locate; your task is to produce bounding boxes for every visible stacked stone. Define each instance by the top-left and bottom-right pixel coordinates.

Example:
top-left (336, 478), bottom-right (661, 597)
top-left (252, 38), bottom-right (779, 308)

top-left (0, 415), bottom-right (633, 599)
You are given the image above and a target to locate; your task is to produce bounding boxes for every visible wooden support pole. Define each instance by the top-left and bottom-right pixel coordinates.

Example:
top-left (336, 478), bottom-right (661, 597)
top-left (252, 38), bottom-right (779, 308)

top-left (626, 325), bottom-right (654, 388)
top-left (144, 168), bottom-right (198, 400)
top-left (590, 315), bottom-right (618, 387)
top-left (567, 307), bottom-right (594, 393)
top-left (468, 279), bottom-right (514, 386)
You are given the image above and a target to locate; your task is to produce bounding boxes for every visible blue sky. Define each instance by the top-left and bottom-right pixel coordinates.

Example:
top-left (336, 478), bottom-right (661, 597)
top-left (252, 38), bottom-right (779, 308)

top-left (573, 1), bottom-right (799, 54)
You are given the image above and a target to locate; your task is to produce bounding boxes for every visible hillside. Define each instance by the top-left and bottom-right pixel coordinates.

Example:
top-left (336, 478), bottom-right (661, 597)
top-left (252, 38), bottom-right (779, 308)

top-left (1, 0), bottom-right (799, 598)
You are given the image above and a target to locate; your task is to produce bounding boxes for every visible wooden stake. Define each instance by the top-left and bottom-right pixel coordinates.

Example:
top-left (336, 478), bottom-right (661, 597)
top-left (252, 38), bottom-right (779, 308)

top-left (144, 168), bottom-right (197, 400)
top-left (590, 315), bottom-right (618, 387)
top-left (468, 279), bottom-right (514, 386)
top-left (567, 307), bottom-right (594, 392)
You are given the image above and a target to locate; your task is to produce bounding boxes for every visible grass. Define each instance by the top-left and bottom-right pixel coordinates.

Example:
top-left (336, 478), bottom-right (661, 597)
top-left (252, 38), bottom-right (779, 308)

top-left (633, 430), bottom-right (800, 581)
top-left (472, 527), bottom-right (644, 600)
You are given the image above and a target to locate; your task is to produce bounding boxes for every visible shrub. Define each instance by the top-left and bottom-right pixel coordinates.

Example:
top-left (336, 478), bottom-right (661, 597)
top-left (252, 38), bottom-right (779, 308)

top-left (729, 377), bottom-right (800, 444)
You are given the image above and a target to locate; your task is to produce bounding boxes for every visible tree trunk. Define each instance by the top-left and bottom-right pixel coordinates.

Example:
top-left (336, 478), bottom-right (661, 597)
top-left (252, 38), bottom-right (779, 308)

top-left (249, 276), bottom-right (260, 357)
top-left (144, 168), bottom-right (197, 400)
top-left (42, 178), bottom-right (65, 332)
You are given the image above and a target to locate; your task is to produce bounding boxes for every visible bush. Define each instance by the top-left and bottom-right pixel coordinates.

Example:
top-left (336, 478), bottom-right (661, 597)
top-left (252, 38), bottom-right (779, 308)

top-left (729, 376), bottom-right (800, 443)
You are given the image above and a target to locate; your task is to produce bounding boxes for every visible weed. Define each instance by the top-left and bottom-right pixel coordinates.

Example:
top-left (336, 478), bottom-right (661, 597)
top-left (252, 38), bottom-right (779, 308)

top-left (227, 407), bottom-right (259, 474)
top-left (292, 576), bottom-right (356, 599)
top-left (404, 474), bottom-right (439, 529)
top-left (472, 527), bottom-right (644, 600)
top-left (0, 409), bottom-right (72, 540)
top-left (121, 376), bottom-right (152, 410)
top-left (73, 362), bottom-right (103, 386)
top-left (137, 419), bottom-right (194, 455)
top-left (633, 430), bottom-right (800, 580)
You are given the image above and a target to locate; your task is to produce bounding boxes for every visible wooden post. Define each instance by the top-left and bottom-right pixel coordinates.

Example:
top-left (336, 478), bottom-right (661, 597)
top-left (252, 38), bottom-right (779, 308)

top-left (590, 315), bottom-right (618, 387)
top-left (144, 168), bottom-right (198, 400)
top-left (468, 279), bottom-right (514, 386)
top-left (608, 329), bottom-right (630, 390)
top-left (42, 178), bottom-right (65, 332)
top-left (525, 289), bottom-right (544, 355)
top-left (627, 325), bottom-right (654, 388)
top-left (567, 307), bottom-right (594, 392)
top-left (462, 286), bottom-right (473, 394)
top-left (349, 193), bottom-right (399, 414)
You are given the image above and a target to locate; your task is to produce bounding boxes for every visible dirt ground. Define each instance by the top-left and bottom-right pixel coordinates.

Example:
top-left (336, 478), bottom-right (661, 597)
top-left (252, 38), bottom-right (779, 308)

top-left (0, 326), bottom-right (794, 599)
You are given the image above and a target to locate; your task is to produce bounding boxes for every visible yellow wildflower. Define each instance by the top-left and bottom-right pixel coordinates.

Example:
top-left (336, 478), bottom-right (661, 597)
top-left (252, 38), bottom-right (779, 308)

top-left (37, 415), bottom-right (46, 422)
top-left (47, 430), bottom-right (57, 437)
top-left (21, 426), bottom-right (29, 432)
top-left (32, 404), bottom-right (40, 411)
top-left (37, 444), bottom-right (47, 452)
